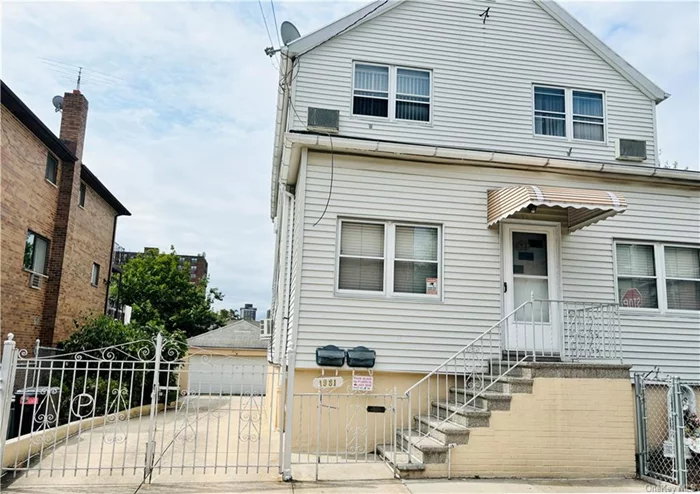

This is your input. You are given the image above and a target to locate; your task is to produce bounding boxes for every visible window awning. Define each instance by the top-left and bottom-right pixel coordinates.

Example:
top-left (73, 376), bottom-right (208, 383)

top-left (487, 185), bottom-right (627, 232)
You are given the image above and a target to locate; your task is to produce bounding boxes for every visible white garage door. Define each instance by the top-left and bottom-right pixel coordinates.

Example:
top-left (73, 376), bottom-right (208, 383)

top-left (188, 355), bottom-right (267, 395)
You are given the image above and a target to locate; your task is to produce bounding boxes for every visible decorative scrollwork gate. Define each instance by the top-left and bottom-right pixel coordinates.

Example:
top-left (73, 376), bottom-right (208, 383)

top-left (0, 333), bottom-right (281, 481)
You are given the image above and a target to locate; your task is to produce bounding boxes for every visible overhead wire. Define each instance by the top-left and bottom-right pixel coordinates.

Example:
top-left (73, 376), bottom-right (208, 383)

top-left (270, 0), bottom-right (282, 47)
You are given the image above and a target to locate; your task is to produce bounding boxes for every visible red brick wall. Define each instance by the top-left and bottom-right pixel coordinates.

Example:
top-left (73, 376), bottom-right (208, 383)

top-left (53, 185), bottom-right (116, 343)
top-left (1, 104), bottom-right (118, 349)
top-left (1, 110), bottom-right (61, 350)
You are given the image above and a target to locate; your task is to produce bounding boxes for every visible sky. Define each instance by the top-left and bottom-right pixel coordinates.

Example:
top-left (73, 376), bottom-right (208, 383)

top-left (2, 0), bottom-right (698, 317)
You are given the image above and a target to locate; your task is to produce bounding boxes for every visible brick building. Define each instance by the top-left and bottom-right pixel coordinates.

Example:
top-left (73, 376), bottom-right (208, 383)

top-left (112, 248), bottom-right (208, 284)
top-left (1, 81), bottom-right (130, 350)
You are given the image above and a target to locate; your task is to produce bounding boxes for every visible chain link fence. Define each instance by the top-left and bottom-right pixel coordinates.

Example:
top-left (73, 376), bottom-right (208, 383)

top-left (635, 374), bottom-right (700, 491)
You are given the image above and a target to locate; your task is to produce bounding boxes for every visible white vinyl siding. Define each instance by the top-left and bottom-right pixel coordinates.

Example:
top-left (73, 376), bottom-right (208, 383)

top-left (291, 152), bottom-right (700, 380)
top-left (290, 0), bottom-right (656, 164)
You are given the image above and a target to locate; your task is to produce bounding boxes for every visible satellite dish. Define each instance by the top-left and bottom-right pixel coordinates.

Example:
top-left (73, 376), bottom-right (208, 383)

top-left (52, 95), bottom-right (63, 112)
top-left (280, 21), bottom-right (301, 46)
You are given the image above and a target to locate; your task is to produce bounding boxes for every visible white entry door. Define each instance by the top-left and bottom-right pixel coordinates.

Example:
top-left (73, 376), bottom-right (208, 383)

top-left (502, 223), bottom-right (562, 355)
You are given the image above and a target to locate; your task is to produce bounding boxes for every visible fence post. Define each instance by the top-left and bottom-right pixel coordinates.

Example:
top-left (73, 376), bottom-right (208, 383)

top-left (144, 332), bottom-right (163, 482)
top-left (670, 377), bottom-right (687, 490)
top-left (282, 345), bottom-right (297, 481)
top-left (0, 334), bottom-right (18, 466)
top-left (633, 374), bottom-right (648, 477)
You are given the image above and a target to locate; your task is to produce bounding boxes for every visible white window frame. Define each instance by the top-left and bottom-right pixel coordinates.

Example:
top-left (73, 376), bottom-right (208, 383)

top-left (532, 84), bottom-right (607, 144)
top-left (613, 240), bottom-right (700, 314)
top-left (351, 61), bottom-right (433, 124)
top-left (335, 218), bottom-right (443, 300)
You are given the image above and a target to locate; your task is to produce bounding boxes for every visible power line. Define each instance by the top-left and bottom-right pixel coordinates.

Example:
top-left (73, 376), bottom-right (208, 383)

top-left (257, 0), bottom-right (276, 51)
top-left (39, 57), bottom-right (126, 82)
top-left (270, 0), bottom-right (282, 47)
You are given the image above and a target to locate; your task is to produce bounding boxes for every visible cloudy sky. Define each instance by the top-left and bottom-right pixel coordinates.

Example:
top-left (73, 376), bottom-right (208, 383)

top-left (2, 0), bottom-right (698, 316)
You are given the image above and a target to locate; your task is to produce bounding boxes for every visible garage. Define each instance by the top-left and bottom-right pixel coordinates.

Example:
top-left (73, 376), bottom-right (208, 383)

top-left (185, 319), bottom-right (268, 396)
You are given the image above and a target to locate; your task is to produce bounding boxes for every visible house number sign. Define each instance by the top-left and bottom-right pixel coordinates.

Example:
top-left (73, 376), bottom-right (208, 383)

top-left (313, 376), bottom-right (344, 389)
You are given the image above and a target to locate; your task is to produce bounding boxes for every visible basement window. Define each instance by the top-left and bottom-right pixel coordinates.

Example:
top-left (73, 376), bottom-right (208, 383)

top-left (23, 231), bottom-right (50, 275)
top-left (45, 153), bottom-right (58, 184)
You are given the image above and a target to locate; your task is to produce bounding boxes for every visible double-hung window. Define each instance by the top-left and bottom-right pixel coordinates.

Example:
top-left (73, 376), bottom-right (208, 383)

top-left (353, 63), bottom-right (431, 122)
top-left (45, 153), bottom-right (58, 184)
top-left (615, 242), bottom-right (700, 312)
top-left (353, 64), bottom-right (390, 118)
top-left (573, 91), bottom-right (604, 141)
top-left (337, 220), bottom-right (441, 297)
top-left (533, 86), bottom-right (605, 142)
top-left (534, 87), bottom-right (566, 138)
top-left (664, 246), bottom-right (700, 311)
top-left (23, 231), bottom-right (50, 275)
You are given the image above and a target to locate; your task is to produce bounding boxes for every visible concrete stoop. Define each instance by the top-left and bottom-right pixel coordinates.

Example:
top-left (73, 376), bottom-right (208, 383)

top-left (377, 359), bottom-right (632, 479)
top-left (377, 360), bottom-right (535, 479)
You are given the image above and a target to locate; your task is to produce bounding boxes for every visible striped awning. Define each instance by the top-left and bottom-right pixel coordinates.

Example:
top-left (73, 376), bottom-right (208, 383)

top-left (487, 185), bottom-right (627, 232)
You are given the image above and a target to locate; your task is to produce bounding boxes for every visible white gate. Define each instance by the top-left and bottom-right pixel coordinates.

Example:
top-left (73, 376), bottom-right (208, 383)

top-left (0, 333), bottom-right (280, 481)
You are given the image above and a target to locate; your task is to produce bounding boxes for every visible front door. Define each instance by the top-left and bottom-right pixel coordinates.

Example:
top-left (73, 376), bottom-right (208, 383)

top-left (502, 223), bottom-right (561, 355)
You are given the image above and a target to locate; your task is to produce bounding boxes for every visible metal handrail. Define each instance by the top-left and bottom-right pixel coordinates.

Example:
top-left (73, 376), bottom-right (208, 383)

top-left (402, 297), bottom-right (623, 462)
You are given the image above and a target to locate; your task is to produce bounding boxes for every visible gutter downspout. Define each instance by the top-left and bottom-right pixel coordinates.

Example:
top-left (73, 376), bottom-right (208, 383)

top-left (281, 189), bottom-right (296, 481)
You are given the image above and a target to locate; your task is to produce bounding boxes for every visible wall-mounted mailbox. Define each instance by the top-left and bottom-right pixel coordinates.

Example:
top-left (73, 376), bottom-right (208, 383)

top-left (315, 345), bottom-right (345, 367)
top-left (346, 346), bottom-right (376, 368)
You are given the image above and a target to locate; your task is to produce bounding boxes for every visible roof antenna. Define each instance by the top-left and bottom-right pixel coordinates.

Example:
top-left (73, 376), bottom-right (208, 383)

top-left (479, 7), bottom-right (491, 24)
top-left (76, 66), bottom-right (82, 90)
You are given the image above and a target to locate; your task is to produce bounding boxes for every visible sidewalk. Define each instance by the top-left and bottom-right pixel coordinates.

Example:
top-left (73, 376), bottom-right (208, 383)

top-left (405, 478), bottom-right (651, 493)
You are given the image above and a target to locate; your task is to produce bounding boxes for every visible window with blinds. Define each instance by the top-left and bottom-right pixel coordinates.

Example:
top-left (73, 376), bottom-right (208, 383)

top-left (337, 220), bottom-right (441, 297)
top-left (533, 86), bottom-right (605, 142)
top-left (615, 242), bottom-right (700, 312)
top-left (616, 244), bottom-right (657, 308)
top-left (394, 226), bottom-right (438, 294)
top-left (352, 63), bottom-right (432, 123)
top-left (338, 222), bottom-right (385, 291)
top-left (664, 246), bottom-right (700, 311)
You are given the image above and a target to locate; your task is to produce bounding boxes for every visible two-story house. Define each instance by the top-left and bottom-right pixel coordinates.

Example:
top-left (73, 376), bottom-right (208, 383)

top-left (266, 0), bottom-right (699, 481)
top-left (1, 81), bottom-right (130, 351)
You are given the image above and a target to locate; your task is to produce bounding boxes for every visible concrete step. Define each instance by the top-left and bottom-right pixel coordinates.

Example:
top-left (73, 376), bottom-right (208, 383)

top-left (488, 359), bottom-right (534, 378)
top-left (431, 401), bottom-right (491, 428)
top-left (396, 430), bottom-right (449, 464)
top-left (376, 443), bottom-right (425, 477)
top-left (463, 375), bottom-right (534, 394)
top-left (414, 415), bottom-right (470, 445)
top-left (449, 387), bottom-right (512, 411)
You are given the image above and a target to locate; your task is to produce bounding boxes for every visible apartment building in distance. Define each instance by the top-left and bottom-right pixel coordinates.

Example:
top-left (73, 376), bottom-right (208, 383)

top-left (1, 81), bottom-right (130, 350)
top-left (112, 247), bottom-right (209, 284)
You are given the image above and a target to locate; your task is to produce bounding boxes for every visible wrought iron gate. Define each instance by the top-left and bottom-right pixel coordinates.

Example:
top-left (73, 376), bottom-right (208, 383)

top-left (0, 333), bottom-right (281, 480)
top-left (291, 381), bottom-right (405, 480)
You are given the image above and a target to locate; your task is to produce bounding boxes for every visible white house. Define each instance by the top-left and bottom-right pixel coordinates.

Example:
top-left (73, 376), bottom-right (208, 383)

top-left (266, 0), bottom-right (699, 479)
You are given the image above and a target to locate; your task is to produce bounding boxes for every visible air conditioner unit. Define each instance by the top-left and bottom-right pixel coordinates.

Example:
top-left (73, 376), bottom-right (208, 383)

top-left (615, 138), bottom-right (647, 162)
top-left (29, 273), bottom-right (43, 289)
top-left (261, 318), bottom-right (272, 340)
top-left (307, 107), bottom-right (340, 133)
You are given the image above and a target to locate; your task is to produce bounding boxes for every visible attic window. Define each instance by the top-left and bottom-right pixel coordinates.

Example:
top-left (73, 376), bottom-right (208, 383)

top-left (353, 64), bottom-right (389, 118)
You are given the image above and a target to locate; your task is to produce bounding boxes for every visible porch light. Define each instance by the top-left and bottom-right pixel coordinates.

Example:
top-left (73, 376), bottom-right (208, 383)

top-left (347, 346), bottom-right (376, 368)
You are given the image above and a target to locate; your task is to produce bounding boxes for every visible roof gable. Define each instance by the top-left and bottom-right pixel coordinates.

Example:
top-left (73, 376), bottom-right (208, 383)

top-left (187, 319), bottom-right (267, 349)
top-left (286, 0), bottom-right (667, 103)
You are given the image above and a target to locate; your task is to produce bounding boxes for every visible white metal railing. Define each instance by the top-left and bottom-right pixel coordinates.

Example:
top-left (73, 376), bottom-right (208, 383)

top-left (402, 297), bottom-right (622, 461)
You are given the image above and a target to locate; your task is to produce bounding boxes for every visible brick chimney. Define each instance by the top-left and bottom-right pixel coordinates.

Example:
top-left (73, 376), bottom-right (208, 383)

top-left (59, 89), bottom-right (89, 160)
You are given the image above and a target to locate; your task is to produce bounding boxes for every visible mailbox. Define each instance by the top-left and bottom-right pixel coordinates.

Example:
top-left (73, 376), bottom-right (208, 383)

top-left (346, 346), bottom-right (376, 368)
top-left (315, 345), bottom-right (345, 367)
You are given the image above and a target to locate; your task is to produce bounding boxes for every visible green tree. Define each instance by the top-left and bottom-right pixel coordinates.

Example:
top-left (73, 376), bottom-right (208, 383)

top-left (217, 308), bottom-right (240, 323)
top-left (118, 248), bottom-right (224, 337)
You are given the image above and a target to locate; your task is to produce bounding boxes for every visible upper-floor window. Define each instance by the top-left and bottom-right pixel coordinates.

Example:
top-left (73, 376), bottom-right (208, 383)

top-left (352, 63), bottom-right (431, 123)
top-left (533, 85), bottom-right (605, 142)
top-left (45, 153), bottom-right (58, 185)
top-left (24, 231), bottom-right (50, 275)
top-left (337, 219), bottom-right (441, 297)
top-left (79, 182), bottom-right (86, 207)
top-left (91, 263), bottom-right (101, 287)
top-left (615, 242), bottom-right (699, 312)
